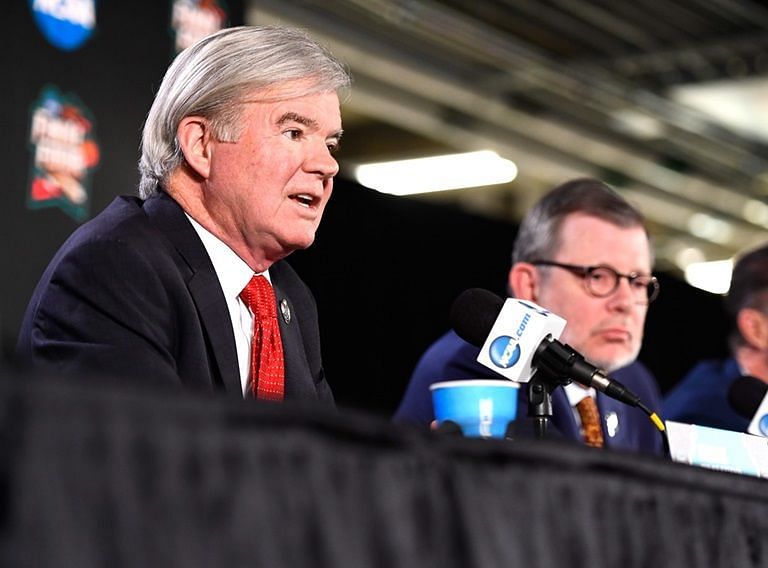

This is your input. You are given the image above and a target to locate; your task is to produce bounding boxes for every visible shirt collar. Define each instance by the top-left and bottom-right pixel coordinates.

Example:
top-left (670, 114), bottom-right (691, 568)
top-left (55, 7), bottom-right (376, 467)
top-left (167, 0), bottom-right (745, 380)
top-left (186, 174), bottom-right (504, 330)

top-left (563, 382), bottom-right (596, 406)
top-left (185, 213), bottom-right (269, 299)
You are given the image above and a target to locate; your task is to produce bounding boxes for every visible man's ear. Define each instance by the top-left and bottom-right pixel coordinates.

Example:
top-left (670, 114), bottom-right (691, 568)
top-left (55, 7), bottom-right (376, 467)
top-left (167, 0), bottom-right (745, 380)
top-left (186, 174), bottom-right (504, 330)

top-left (737, 308), bottom-right (768, 350)
top-left (508, 262), bottom-right (539, 302)
top-left (176, 116), bottom-right (213, 179)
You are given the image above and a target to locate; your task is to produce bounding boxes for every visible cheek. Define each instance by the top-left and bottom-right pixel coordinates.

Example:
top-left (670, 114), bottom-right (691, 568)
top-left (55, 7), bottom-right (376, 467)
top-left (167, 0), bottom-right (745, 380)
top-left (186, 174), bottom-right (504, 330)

top-left (563, 320), bottom-right (588, 344)
top-left (320, 181), bottom-right (334, 205)
top-left (549, 298), bottom-right (590, 330)
top-left (630, 309), bottom-right (648, 331)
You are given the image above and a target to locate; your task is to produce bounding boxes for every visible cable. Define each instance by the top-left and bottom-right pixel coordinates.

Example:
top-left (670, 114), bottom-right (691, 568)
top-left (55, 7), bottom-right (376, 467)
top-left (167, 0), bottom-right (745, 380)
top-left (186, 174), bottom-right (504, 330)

top-left (638, 402), bottom-right (670, 458)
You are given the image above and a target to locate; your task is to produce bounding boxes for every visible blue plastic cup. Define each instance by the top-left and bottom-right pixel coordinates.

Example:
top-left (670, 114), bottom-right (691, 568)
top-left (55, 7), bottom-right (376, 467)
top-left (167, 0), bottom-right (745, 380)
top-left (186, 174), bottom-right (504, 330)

top-left (430, 379), bottom-right (519, 438)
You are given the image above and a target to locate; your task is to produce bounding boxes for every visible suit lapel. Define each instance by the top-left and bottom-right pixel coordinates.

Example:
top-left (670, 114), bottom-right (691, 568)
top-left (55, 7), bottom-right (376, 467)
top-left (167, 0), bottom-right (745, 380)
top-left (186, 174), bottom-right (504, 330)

top-left (186, 272), bottom-right (242, 396)
top-left (551, 387), bottom-right (582, 440)
top-left (143, 192), bottom-right (241, 396)
top-left (270, 263), bottom-right (316, 400)
top-left (597, 395), bottom-right (626, 449)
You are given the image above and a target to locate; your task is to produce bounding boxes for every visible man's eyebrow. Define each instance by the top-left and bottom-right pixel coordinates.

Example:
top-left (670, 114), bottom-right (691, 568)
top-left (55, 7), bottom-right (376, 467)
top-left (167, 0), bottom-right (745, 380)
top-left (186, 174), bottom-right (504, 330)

top-left (278, 111), bottom-right (343, 140)
top-left (277, 112), bottom-right (318, 129)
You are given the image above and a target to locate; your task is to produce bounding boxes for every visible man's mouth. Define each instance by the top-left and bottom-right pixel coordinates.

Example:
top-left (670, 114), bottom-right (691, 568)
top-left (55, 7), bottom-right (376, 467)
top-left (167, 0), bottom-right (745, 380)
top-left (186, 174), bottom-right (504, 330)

top-left (599, 328), bottom-right (631, 342)
top-left (290, 193), bottom-right (316, 208)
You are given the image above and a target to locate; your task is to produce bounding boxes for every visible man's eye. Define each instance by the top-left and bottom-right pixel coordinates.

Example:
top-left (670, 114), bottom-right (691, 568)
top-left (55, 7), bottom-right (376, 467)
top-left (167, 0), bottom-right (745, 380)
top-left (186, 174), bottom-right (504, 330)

top-left (327, 141), bottom-right (340, 154)
top-left (284, 128), bottom-right (302, 140)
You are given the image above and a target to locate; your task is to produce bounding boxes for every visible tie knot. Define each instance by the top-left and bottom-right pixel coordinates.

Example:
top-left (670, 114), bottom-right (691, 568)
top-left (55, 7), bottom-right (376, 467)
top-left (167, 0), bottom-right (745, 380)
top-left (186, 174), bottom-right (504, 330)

top-left (240, 275), bottom-right (276, 319)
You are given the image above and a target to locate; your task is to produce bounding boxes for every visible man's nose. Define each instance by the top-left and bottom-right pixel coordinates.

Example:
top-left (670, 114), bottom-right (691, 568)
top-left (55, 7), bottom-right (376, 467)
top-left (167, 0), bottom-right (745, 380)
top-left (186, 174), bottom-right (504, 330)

top-left (607, 276), bottom-right (634, 310)
top-left (306, 143), bottom-right (339, 179)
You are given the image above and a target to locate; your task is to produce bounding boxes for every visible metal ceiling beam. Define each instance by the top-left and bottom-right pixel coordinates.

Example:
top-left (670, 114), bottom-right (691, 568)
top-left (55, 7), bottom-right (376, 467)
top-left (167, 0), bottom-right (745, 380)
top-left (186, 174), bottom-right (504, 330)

top-left (246, 0), bottom-right (768, 266)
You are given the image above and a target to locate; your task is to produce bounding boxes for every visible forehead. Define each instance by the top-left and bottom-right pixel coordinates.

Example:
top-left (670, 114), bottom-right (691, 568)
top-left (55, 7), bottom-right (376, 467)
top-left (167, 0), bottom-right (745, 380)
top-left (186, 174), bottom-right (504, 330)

top-left (242, 87), bottom-right (341, 128)
top-left (244, 78), bottom-right (339, 105)
top-left (246, 76), bottom-right (326, 99)
top-left (555, 213), bottom-right (651, 269)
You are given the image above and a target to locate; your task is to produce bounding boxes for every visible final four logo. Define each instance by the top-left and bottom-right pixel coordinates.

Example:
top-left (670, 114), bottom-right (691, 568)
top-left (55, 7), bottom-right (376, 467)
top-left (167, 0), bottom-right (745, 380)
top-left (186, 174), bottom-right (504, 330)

top-left (171, 0), bottom-right (228, 53)
top-left (27, 86), bottom-right (100, 221)
top-left (30, 0), bottom-right (96, 51)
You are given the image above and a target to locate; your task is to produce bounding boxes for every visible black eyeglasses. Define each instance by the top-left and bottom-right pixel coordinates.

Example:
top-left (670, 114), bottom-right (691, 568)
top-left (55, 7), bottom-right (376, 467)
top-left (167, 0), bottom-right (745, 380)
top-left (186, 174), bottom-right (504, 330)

top-left (530, 260), bottom-right (660, 304)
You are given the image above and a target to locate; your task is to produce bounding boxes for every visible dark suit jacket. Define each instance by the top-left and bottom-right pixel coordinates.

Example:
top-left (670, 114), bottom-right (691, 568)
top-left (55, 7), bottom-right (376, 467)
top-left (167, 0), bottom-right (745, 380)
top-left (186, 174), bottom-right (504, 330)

top-left (393, 330), bottom-right (663, 455)
top-left (17, 191), bottom-right (334, 406)
top-left (662, 357), bottom-right (748, 432)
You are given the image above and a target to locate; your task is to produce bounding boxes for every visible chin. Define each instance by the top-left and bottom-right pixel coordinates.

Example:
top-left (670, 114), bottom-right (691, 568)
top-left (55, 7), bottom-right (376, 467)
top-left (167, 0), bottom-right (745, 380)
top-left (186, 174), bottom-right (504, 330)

top-left (296, 235), bottom-right (316, 250)
top-left (599, 352), bottom-right (640, 374)
top-left (587, 345), bottom-right (640, 374)
top-left (281, 232), bottom-right (317, 253)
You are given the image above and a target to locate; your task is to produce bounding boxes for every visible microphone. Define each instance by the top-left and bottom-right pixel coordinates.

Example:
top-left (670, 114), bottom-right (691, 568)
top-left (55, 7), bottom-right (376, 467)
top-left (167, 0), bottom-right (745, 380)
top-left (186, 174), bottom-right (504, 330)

top-left (728, 376), bottom-right (766, 418)
top-left (727, 375), bottom-right (768, 436)
top-left (450, 288), bottom-right (641, 407)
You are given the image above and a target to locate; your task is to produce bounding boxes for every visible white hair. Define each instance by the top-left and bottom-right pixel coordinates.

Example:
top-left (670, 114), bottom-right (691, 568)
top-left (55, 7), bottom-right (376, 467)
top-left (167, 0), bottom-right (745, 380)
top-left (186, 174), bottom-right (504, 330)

top-left (138, 25), bottom-right (351, 198)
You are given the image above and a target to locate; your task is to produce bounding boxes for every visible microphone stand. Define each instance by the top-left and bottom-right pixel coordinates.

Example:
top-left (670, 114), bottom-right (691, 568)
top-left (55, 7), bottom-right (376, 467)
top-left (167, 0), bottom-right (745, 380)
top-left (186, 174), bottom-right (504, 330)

top-left (526, 338), bottom-right (583, 439)
top-left (526, 373), bottom-right (560, 439)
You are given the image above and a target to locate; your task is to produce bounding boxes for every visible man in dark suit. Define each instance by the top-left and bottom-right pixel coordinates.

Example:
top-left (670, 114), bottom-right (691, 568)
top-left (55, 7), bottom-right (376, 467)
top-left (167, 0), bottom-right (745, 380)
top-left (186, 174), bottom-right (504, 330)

top-left (17, 26), bottom-right (351, 406)
top-left (664, 243), bottom-right (768, 432)
top-left (395, 179), bottom-right (665, 455)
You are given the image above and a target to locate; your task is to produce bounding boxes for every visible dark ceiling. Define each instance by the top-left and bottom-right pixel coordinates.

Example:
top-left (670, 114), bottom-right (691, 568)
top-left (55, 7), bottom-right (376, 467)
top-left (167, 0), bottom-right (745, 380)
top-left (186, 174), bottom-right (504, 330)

top-left (247, 0), bottom-right (768, 274)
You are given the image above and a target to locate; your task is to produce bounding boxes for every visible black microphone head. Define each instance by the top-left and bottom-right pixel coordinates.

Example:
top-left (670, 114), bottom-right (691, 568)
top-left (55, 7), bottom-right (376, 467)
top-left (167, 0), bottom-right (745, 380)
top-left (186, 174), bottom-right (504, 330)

top-left (727, 375), bottom-right (768, 418)
top-left (449, 288), bottom-right (505, 347)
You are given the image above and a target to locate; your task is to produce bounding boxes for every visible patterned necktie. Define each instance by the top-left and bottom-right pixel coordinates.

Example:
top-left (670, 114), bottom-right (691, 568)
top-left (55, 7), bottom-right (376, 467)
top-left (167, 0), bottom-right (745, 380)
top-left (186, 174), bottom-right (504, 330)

top-left (575, 396), bottom-right (604, 448)
top-left (239, 275), bottom-right (285, 401)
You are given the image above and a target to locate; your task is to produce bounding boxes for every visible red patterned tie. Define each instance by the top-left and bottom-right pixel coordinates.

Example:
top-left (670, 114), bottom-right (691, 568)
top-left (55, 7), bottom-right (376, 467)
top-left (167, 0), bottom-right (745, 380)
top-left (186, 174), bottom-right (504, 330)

top-left (239, 275), bottom-right (285, 401)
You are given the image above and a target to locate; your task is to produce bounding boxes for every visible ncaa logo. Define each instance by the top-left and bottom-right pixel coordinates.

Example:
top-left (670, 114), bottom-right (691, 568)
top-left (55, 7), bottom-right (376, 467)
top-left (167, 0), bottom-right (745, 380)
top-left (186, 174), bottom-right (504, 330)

top-left (30, 0), bottom-right (96, 52)
top-left (489, 336), bottom-right (521, 369)
top-left (759, 415), bottom-right (768, 436)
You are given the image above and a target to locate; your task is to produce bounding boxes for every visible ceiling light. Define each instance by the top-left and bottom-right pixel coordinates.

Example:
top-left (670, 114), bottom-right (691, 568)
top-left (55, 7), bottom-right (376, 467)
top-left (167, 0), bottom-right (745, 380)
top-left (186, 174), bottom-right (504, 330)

top-left (684, 259), bottom-right (733, 294)
top-left (672, 77), bottom-right (768, 143)
top-left (674, 246), bottom-right (706, 270)
top-left (743, 199), bottom-right (768, 227)
top-left (610, 108), bottom-right (665, 140)
top-left (353, 150), bottom-right (518, 196)
top-left (687, 213), bottom-right (734, 244)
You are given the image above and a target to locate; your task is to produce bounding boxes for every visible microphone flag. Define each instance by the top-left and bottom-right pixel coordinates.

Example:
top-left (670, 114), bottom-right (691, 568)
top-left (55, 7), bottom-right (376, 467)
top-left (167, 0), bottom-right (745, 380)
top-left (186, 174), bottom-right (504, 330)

top-left (476, 298), bottom-right (566, 383)
top-left (747, 390), bottom-right (768, 437)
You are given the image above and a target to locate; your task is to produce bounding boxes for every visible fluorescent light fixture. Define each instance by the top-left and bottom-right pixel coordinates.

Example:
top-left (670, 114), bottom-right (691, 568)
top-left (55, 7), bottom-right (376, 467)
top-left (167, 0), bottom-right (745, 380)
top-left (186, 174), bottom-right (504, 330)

top-left (674, 246), bottom-right (706, 270)
top-left (353, 150), bottom-right (518, 196)
top-left (610, 108), bottom-right (665, 140)
top-left (687, 213), bottom-right (733, 245)
top-left (684, 259), bottom-right (733, 294)
top-left (672, 77), bottom-right (768, 143)
top-left (743, 199), bottom-right (768, 228)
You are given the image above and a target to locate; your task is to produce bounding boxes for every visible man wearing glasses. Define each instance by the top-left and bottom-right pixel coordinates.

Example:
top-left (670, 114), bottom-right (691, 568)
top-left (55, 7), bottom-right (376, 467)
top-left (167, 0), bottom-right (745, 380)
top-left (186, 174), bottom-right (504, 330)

top-left (394, 178), bottom-right (664, 455)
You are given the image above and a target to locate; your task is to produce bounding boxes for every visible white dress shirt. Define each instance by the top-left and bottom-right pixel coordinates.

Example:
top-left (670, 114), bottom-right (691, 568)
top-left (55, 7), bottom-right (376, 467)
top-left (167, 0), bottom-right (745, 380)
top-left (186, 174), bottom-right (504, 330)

top-left (186, 214), bottom-right (268, 396)
top-left (563, 382), bottom-right (598, 429)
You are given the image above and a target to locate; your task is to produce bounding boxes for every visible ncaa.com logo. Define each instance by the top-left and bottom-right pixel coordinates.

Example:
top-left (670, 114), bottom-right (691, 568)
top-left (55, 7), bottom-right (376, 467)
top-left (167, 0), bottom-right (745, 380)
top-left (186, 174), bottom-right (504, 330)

top-left (489, 336), bottom-right (521, 369)
top-left (487, 301), bottom-right (544, 369)
top-left (759, 415), bottom-right (768, 436)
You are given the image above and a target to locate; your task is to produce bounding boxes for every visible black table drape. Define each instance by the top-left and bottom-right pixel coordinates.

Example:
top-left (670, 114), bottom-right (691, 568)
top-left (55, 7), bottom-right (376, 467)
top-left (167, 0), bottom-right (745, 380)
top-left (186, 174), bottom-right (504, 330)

top-left (1, 374), bottom-right (766, 567)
